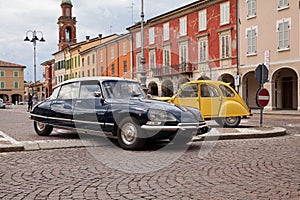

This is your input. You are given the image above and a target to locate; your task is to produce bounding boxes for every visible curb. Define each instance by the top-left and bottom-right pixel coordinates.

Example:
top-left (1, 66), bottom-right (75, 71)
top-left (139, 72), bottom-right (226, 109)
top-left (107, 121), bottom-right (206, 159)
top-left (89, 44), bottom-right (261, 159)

top-left (192, 127), bottom-right (286, 142)
top-left (0, 127), bottom-right (287, 153)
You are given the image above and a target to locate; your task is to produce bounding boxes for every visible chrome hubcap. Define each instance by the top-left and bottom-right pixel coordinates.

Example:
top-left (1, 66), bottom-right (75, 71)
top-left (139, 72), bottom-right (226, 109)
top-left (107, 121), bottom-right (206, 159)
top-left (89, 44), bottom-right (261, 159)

top-left (121, 123), bottom-right (137, 145)
top-left (36, 122), bottom-right (46, 131)
top-left (225, 117), bottom-right (237, 124)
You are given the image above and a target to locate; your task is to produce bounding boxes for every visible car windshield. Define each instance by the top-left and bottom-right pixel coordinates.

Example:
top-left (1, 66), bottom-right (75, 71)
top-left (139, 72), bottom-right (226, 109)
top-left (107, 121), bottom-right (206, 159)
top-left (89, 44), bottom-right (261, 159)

top-left (102, 81), bottom-right (145, 99)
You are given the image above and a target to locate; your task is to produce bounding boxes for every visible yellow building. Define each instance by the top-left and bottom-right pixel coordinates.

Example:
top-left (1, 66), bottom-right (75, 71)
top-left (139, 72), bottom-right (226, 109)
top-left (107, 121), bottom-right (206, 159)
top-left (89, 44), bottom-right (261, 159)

top-left (0, 60), bottom-right (26, 104)
top-left (24, 81), bottom-right (44, 102)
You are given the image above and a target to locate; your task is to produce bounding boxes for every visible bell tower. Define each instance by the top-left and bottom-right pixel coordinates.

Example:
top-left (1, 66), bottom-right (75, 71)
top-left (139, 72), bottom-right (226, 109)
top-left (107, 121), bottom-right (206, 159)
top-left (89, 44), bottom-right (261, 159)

top-left (57, 0), bottom-right (77, 50)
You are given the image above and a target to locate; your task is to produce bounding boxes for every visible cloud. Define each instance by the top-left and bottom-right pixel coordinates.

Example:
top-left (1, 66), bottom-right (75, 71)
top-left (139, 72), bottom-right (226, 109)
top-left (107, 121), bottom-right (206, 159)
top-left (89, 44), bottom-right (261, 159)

top-left (0, 0), bottom-right (195, 81)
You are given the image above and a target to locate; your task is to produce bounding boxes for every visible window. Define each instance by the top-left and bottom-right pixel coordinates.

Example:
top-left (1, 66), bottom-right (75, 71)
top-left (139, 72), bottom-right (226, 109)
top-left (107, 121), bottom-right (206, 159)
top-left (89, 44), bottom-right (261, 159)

top-left (123, 61), bottom-right (127, 73)
top-left (57, 82), bottom-right (79, 100)
top-left (179, 42), bottom-right (188, 64)
top-left (278, 0), bottom-right (289, 8)
top-left (277, 18), bottom-right (290, 50)
top-left (66, 8), bottom-right (70, 17)
top-left (100, 51), bottom-right (104, 62)
top-left (220, 34), bottom-right (230, 58)
top-left (136, 32), bottom-right (141, 48)
top-left (198, 10), bottom-right (207, 31)
top-left (87, 56), bottom-right (90, 65)
top-left (163, 23), bottom-right (169, 41)
top-left (79, 81), bottom-right (101, 99)
top-left (123, 43), bottom-right (127, 55)
top-left (100, 66), bottom-right (104, 75)
top-left (149, 27), bottom-right (155, 44)
top-left (246, 26), bottom-right (257, 54)
top-left (92, 68), bottom-right (95, 76)
top-left (163, 46), bottom-right (171, 67)
top-left (198, 39), bottom-right (208, 61)
top-left (180, 16), bottom-right (187, 36)
top-left (0, 71), bottom-right (5, 77)
top-left (149, 50), bottom-right (156, 69)
top-left (111, 64), bottom-right (115, 76)
top-left (111, 47), bottom-right (115, 59)
top-left (0, 81), bottom-right (5, 89)
top-left (78, 55), bottom-right (80, 67)
top-left (180, 84), bottom-right (198, 98)
top-left (87, 70), bottom-right (90, 77)
top-left (14, 71), bottom-right (19, 77)
top-left (14, 81), bottom-right (19, 89)
top-left (49, 86), bottom-right (60, 100)
top-left (220, 85), bottom-right (235, 97)
top-left (247, 0), bottom-right (256, 18)
top-left (200, 85), bottom-right (220, 97)
top-left (220, 2), bottom-right (230, 25)
top-left (92, 54), bottom-right (95, 64)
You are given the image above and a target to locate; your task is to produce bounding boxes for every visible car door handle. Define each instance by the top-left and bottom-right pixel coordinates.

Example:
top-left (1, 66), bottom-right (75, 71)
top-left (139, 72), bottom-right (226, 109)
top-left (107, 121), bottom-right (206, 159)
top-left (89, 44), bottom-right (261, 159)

top-left (76, 100), bottom-right (82, 103)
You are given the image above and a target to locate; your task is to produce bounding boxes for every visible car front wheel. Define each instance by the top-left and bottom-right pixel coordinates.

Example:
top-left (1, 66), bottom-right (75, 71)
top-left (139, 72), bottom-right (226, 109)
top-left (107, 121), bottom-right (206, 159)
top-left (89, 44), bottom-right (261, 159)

top-left (216, 116), bottom-right (241, 127)
top-left (117, 117), bottom-right (146, 150)
top-left (34, 121), bottom-right (53, 136)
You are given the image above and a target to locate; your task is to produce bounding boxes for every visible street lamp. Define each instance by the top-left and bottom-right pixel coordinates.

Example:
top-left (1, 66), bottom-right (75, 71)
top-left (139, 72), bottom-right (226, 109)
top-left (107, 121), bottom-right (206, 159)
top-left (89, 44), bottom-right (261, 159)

top-left (139, 0), bottom-right (147, 93)
top-left (24, 30), bottom-right (45, 103)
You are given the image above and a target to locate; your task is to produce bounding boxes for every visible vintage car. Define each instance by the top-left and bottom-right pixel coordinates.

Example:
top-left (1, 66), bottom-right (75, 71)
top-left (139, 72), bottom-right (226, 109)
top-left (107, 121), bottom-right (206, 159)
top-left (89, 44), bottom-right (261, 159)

top-left (155, 80), bottom-right (250, 127)
top-left (30, 77), bottom-right (210, 150)
top-left (0, 98), bottom-right (5, 108)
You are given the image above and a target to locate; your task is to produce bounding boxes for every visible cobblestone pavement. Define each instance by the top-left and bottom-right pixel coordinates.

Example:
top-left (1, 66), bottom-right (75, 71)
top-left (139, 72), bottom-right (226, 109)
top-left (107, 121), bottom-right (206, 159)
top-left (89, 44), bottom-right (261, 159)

top-left (0, 135), bottom-right (299, 199)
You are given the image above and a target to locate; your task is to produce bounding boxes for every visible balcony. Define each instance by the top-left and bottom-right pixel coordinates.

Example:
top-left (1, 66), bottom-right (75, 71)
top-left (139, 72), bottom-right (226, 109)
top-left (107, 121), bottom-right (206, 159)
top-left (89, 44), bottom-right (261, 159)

top-left (152, 62), bottom-right (195, 78)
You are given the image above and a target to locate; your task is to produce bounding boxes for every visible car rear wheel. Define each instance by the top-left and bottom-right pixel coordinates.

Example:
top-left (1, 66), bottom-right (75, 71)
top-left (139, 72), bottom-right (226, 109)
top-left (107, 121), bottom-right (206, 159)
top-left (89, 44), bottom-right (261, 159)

top-left (34, 121), bottom-right (53, 136)
top-left (117, 117), bottom-right (146, 150)
top-left (215, 116), bottom-right (241, 127)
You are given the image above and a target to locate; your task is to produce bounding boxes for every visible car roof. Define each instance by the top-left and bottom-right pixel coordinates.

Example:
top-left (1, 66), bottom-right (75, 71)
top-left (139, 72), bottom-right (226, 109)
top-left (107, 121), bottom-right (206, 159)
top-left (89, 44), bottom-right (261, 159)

top-left (187, 80), bottom-right (230, 85)
top-left (53, 76), bottom-right (137, 89)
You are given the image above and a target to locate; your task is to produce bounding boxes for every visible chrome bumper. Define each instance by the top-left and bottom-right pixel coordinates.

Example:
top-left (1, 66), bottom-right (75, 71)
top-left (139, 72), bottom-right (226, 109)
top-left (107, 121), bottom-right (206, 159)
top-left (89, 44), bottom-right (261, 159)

top-left (141, 122), bottom-right (210, 135)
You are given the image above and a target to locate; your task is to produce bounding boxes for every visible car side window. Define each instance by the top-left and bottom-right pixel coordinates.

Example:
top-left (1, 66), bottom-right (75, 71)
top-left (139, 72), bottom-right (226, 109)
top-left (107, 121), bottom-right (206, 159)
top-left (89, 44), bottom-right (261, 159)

top-left (200, 84), bottom-right (220, 97)
top-left (179, 84), bottom-right (198, 97)
top-left (57, 82), bottom-right (79, 100)
top-left (79, 81), bottom-right (101, 99)
top-left (219, 85), bottom-right (235, 97)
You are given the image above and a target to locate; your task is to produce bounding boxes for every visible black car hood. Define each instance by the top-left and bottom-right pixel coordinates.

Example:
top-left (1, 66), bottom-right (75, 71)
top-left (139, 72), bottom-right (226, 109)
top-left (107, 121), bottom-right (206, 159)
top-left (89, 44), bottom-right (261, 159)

top-left (108, 97), bottom-right (198, 123)
top-left (109, 97), bottom-right (185, 111)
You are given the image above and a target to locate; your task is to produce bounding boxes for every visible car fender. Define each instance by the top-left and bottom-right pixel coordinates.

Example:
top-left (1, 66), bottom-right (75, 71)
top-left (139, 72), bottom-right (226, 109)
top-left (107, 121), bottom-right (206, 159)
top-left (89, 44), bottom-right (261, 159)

top-left (218, 100), bottom-right (250, 117)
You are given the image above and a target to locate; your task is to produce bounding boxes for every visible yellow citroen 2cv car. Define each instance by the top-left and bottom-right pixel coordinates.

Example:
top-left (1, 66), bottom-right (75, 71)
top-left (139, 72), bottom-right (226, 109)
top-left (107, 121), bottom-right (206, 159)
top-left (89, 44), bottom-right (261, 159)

top-left (162, 80), bottom-right (250, 127)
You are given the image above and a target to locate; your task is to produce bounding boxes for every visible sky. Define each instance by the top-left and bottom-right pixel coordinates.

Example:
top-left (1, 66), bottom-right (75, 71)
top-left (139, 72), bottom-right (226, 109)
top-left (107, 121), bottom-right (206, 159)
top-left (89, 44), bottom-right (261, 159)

top-left (0, 0), bottom-right (196, 82)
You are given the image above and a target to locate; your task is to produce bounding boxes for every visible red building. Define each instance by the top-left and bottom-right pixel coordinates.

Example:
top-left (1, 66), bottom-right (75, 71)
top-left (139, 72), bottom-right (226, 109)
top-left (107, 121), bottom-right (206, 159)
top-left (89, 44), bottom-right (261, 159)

top-left (41, 59), bottom-right (55, 98)
top-left (127, 0), bottom-right (238, 96)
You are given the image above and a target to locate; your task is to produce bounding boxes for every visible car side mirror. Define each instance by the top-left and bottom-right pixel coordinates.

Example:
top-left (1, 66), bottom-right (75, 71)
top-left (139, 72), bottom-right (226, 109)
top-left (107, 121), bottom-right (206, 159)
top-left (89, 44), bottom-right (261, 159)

top-left (94, 91), bottom-right (102, 97)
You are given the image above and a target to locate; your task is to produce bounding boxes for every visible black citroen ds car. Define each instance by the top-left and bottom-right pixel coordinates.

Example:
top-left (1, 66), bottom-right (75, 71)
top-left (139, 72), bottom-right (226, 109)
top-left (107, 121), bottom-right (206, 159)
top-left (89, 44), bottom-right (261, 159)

top-left (30, 77), bottom-right (210, 150)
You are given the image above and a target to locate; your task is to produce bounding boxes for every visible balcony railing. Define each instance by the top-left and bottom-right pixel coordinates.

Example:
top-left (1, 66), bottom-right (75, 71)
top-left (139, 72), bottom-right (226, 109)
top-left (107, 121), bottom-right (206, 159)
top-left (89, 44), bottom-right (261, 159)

top-left (152, 62), bottom-right (195, 77)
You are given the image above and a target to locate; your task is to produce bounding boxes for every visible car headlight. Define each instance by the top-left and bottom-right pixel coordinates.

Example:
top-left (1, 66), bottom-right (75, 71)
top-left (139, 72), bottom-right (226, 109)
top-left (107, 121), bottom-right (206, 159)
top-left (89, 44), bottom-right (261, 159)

top-left (147, 109), bottom-right (177, 122)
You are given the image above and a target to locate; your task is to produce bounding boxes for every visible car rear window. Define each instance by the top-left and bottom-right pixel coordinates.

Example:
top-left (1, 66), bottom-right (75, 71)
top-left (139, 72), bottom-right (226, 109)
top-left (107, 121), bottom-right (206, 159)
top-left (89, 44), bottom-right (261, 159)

top-left (219, 84), bottom-right (235, 97)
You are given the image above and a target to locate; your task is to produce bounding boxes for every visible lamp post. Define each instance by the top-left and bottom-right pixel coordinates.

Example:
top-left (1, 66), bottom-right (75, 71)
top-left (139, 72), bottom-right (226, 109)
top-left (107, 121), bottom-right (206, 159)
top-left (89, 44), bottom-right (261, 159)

top-left (139, 0), bottom-right (147, 93)
top-left (24, 30), bottom-right (45, 103)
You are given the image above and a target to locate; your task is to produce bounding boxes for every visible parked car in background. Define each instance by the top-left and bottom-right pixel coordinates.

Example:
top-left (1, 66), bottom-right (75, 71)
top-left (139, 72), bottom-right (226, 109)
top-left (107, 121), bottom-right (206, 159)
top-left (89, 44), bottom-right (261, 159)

top-left (18, 100), bottom-right (28, 105)
top-left (155, 80), bottom-right (250, 127)
top-left (30, 77), bottom-right (210, 150)
top-left (0, 98), bottom-right (5, 108)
